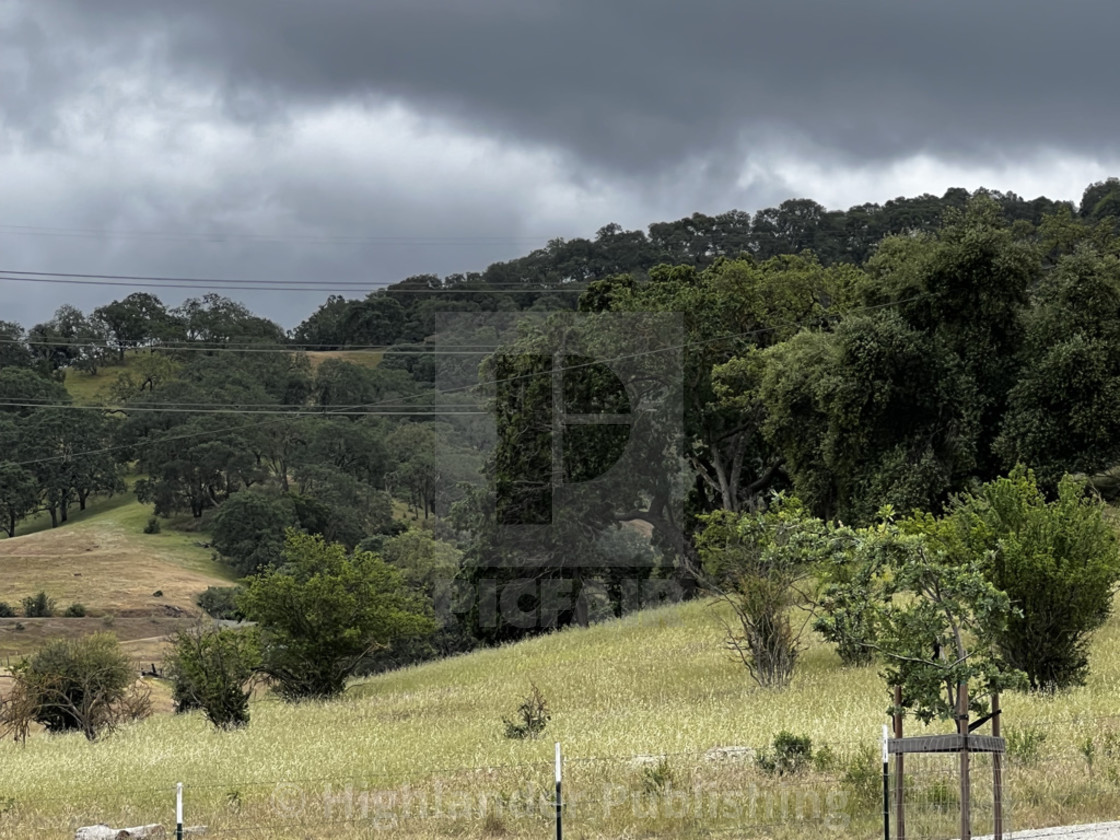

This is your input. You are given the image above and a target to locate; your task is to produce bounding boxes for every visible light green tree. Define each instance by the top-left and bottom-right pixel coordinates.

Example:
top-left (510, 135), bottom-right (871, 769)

top-left (239, 532), bottom-right (434, 701)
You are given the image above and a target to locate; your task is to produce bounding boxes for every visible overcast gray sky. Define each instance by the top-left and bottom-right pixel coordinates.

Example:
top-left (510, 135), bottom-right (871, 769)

top-left (2, 0), bottom-right (1118, 330)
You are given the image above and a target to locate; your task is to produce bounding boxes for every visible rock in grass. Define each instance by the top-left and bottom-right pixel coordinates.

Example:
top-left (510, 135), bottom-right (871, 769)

top-left (703, 746), bottom-right (755, 762)
top-left (75, 824), bottom-right (167, 839)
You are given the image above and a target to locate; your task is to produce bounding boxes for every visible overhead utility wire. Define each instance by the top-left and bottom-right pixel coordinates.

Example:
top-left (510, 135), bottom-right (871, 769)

top-left (0, 270), bottom-right (586, 293)
top-left (0, 222), bottom-right (549, 245)
top-left (9, 292), bottom-right (929, 469)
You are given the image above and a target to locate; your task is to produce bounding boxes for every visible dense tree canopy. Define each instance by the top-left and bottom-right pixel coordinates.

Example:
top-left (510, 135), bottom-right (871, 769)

top-left (5, 182), bottom-right (1120, 680)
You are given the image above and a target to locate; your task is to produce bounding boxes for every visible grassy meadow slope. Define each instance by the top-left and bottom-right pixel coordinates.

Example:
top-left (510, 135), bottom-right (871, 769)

top-left (0, 499), bottom-right (234, 663)
top-left (0, 594), bottom-right (1119, 838)
top-left (305, 349), bottom-right (384, 370)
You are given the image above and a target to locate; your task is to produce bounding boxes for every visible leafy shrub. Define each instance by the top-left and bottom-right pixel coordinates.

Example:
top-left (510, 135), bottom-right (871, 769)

top-left (143, 516), bottom-right (161, 534)
top-left (13, 632), bottom-right (145, 740)
top-left (696, 502), bottom-right (821, 688)
top-left (1005, 725), bottom-right (1047, 765)
top-left (168, 625), bottom-right (260, 729)
top-left (0, 602), bottom-right (14, 618)
top-left (756, 731), bottom-right (814, 775)
top-left (197, 586), bottom-right (244, 621)
top-left (63, 603), bottom-right (87, 618)
top-left (840, 745), bottom-right (881, 808)
top-left (21, 591), bottom-right (55, 618)
top-left (943, 469), bottom-right (1120, 691)
top-left (640, 757), bottom-right (675, 793)
top-left (502, 683), bottom-right (550, 739)
top-left (239, 533), bottom-right (433, 701)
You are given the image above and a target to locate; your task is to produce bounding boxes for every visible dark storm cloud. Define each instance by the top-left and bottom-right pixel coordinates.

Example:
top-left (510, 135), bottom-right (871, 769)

top-left (12, 0), bottom-right (1120, 173)
top-left (1, 1), bottom-right (1117, 328)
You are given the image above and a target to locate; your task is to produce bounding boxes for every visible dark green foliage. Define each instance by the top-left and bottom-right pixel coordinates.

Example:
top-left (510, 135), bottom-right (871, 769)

top-left (211, 491), bottom-right (296, 575)
top-left (16, 633), bottom-right (140, 739)
top-left (996, 247), bottom-right (1120, 485)
top-left (756, 731), bottom-right (814, 775)
top-left (168, 625), bottom-right (260, 729)
top-left (0, 462), bottom-right (38, 538)
top-left (93, 293), bottom-right (169, 359)
top-left (239, 532), bottom-right (434, 701)
top-left (143, 516), bottom-right (161, 534)
top-left (63, 603), bottom-right (87, 618)
top-left (1080, 177), bottom-right (1120, 221)
top-left (197, 586), bottom-right (245, 620)
top-left (930, 469), bottom-right (1120, 691)
top-left (501, 683), bottom-right (551, 740)
top-left (0, 602), bottom-right (14, 617)
top-left (21, 591), bottom-right (55, 618)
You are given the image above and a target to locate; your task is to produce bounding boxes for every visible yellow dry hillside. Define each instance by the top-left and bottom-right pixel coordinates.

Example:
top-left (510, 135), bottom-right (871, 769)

top-left (0, 499), bottom-right (234, 663)
top-left (0, 589), bottom-right (1119, 838)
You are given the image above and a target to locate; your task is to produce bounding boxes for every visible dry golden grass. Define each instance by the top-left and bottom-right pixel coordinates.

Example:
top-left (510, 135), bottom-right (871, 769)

top-left (305, 349), bottom-right (384, 371)
top-left (1, 498), bottom-right (1119, 837)
top-left (0, 506), bottom-right (231, 615)
top-left (0, 500), bottom-right (234, 663)
top-left (0, 593), bottom-right (1118, 839)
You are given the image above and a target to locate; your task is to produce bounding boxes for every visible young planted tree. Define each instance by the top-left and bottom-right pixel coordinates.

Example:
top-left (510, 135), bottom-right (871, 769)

top-left (696, 498), bottom-right (823, 689)
top-left (820, 510), bottom-right (1023, 723)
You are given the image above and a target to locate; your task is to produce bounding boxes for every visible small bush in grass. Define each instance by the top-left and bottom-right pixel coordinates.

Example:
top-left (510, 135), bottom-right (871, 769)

top-left (502, 683), bottom-right (550, 739)
top-left (13, 632), bottom-right (144, 740)
top-left (63, 603), bottom-right (86, 618)
top-left (1006, 725), bottom-right (1047, 765)
top-left (167, 624), bottom-right (260, 729)
top-left (756, 730), bottom-right (813, 775)
top-left (840, 745), bottom-right (881, 808)
top-left (640, 757), bottom-right (675, 793)
top-left (21, 591), bottom-right (55, 618)
top-left (143, 516), bottom-right (161, 534)
top-left (0, 602), bottom-right (14, 618)
top-left (812, 743), bottom-right (837, 771)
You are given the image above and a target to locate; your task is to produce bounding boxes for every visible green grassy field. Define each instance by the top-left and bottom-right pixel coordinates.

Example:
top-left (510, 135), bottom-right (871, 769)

top-left (2, 489), bottom-right (1120, 838)
top-left (62, 356), bottom-right (137, 404)
top-left (1, 589), bottom-right (1119, 838)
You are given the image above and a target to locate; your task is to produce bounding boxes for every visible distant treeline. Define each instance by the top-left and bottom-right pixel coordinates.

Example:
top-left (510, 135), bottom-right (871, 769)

top-left (4, 178), bottom-right (1120, 646)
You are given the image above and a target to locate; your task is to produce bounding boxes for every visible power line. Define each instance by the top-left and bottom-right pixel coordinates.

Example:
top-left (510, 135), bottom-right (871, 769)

top-left (7, 293), bottom-right (928, 469)
top-left (0, 337), bottom-right (495, 354)
top-left (0, 222), bottom-right (552, 245)
top-left (0, 401), bottom-right (484, 416)
top-left (0, 270), bottom-right (586, 293)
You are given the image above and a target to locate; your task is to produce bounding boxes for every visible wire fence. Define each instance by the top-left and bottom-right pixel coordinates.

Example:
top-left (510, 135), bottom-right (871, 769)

top-left (5, 727), bottom-right (1120, 839)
